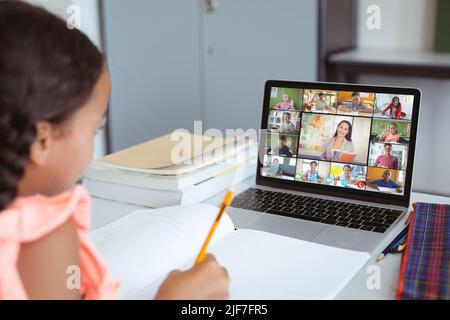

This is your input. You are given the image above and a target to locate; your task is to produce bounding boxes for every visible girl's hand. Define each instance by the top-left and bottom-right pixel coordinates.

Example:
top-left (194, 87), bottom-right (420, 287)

top-left (155, 254), bottom-right (229, 300)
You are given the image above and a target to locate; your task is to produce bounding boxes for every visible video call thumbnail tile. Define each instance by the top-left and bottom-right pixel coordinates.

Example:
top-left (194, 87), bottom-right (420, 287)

top-left (336, 91), bottom-right (374, 117)
top-left (269, 87), bottom-right (302, 111)
top-left (366, 167), bottom-right (405, 195)
top-left (302, 90), bottom-right (338, 114)
top-left (368, 142), bottom-right (408, 171)
top-left (373, 94), bottom-right (414, 120)
top-left (298, 113), bottom-right (371, 165)
top-left (268, 110), bottom-right (301, 135)
top-left (266, 132), bottom-right (298, 158)
top-left (370, 119), bottom-right (411, 144)
top-left (261, 154), bottom-right (296, 181)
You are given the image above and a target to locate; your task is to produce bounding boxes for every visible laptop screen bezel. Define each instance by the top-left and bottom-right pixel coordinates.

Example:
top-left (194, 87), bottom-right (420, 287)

top-left (256, 80), bottom-right (421, 208)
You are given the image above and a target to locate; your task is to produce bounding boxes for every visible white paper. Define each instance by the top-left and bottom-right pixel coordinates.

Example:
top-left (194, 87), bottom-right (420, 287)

top-left (89, 204), bottom-right (235, 299)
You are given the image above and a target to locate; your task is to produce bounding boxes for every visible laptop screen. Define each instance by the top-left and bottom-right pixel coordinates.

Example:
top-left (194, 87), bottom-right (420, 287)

top-left (258, 81), bottom-right (420, 206)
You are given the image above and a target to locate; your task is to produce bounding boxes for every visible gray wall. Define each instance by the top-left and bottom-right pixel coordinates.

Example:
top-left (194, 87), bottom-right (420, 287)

top-left (103, 0), bottom-right (318, 151)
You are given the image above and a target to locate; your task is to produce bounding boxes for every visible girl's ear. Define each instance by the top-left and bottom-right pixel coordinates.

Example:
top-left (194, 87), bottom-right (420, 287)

top-left (29, 122), bottom-right (54, 166)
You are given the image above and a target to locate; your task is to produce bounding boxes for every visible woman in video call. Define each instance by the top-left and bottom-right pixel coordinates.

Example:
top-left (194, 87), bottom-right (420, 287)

top-left (321, 120), bottom-right (354, 162)
top-left (382, 96), bottom-right (403, 119)
top-left (275, 93), bottom-right (295, 110)
top-left (280, 112), bottom-right (295, 133)
top-left (378, 123), bottom-right (400, 143)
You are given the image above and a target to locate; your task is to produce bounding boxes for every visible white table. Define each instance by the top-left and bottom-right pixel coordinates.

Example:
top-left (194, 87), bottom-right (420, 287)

top-left (90, 176), bottom-right (450, 299)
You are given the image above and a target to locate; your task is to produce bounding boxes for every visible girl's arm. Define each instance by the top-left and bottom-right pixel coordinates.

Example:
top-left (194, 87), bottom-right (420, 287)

top-left (17, 219), bottom-right (82, 300)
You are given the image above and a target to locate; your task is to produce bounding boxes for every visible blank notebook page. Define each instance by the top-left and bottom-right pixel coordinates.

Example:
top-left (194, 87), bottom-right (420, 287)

top-left (209, 229), bottom-right (370, 300)
top-left (131, 228), bottom-right (370, 300)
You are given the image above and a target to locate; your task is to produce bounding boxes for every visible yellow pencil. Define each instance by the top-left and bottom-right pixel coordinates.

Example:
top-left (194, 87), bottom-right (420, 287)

top-left (195, 190), bottom-right (234, 265)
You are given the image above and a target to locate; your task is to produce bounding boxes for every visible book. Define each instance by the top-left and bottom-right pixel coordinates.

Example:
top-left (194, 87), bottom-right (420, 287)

top-left (89, 204), bottom-right (371, 299)
top-left (83, 162), bottom-right (256, 208)
top-left (97, 132), bottom-right (255, 175)
top-left (332, 150), bottom-right (357, 163)
top-left (84, 144), bottom-right (258, 191)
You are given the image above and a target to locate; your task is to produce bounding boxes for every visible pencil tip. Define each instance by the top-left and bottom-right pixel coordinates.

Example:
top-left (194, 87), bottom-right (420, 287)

top-left (377, 253), bottom-right (384, 262)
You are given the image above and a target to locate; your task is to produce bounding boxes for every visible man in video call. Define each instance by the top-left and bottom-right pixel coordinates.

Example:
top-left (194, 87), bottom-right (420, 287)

top-left (367, 170), bottom-right (403, 193)
top-left (302, 161), bottom-right (323, 183)
top-left (339, 92), bottom-right (372, 113)
top-left (269, 134), bottom-right (295, 157)
top-left (374, 143), bottom-right (399, 169)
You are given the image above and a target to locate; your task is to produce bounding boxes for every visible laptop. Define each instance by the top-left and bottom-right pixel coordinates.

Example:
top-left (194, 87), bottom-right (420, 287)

top-left (228, 80), bottom-right (421, 252)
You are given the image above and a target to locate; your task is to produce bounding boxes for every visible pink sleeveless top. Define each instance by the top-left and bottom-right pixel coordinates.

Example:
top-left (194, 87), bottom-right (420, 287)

top-left (0, 185), bottom-right (119, 299)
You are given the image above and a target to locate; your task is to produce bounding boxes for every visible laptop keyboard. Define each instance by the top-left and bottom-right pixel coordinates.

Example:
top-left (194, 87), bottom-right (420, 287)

top-left (231, 188), bottom-right (404, 233)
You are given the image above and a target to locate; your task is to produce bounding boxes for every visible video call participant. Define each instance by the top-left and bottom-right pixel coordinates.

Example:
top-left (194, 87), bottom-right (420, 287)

top-left (269, 135), bottom-right (296, 157)
top-left (263, 158), bottom-right (283, 177)
top-left (338, 92), bottom-right (372, 114)
top-left (275, 93), bottom-right (295, 110)
top-left (280, 112), bottom-right (295, 134)
top-left (382, 96), bottom-right (403, 119)
top-left (374, 143), bottom-right (399, 169)
top-left (315, 92), bottom-right (330, 112)
top-left (302, 161), bottom-right (323, 183)
top-left (321, 120), bottom-right (354, 161)
top-left (378, 123), bottom-right (400, 143)
top-left (333, 164), bottom-right (354, 186)
top-left (304, 90), bottom-right (316, 109)
top-left (367, 170), bottom-right (402, 193)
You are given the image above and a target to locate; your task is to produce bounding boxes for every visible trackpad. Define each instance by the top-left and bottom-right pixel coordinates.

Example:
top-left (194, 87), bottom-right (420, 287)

top-left (244, 214), bottom-right (327, 242)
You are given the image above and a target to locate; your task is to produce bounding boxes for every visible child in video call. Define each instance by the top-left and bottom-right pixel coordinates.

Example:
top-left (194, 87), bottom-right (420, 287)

top-left (275, 93), bottom-right (295, 110)
top-left (280, 112), bottom-right (296, 134)
top-left (264, 158), bottom-right (283, 177)
top-left (378, 123), bottom-right (400, 143)
top-left (333, 165), bottom-right (354, 186)
top-left (383, 96), bottom-right (403, 119)
top-left (374, 143), bottom-right (399, 169)
top-left (315, 93), bottom-right (329, 112)
top-left (0, 1), bottom-right (229, 299)
top-left (270, 135), bottom-right (296, 157)
top-left (302, 161), bottom-right (323, 183)
top-left (367, 170), bottom-right (402, 193)
top-left (321, 120), bottom-right (355, 162)
top-left (338, 92), bottom-right (372, 114)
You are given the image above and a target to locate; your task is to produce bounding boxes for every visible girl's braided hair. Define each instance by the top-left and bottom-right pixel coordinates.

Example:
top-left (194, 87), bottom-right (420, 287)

top-left (0, 1), bottom-right (104, 211)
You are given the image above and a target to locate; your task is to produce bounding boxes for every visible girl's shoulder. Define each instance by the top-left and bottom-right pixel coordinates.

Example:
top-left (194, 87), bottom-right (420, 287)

top-left (0, 185), bottom-right (119, 299)
top-left (0, 185), bottom-right (90, 242)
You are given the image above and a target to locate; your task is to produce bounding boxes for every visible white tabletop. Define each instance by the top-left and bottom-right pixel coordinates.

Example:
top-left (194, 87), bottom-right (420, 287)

top-left (90, 176), bottom-right (450, 299)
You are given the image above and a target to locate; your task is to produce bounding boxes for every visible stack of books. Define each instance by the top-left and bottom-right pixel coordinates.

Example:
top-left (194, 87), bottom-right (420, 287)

top-left (83, 132), bottom-right (257, 207)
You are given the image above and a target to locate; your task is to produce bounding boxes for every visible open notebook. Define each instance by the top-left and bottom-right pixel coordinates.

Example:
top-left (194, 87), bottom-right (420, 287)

top-left (89, 204), bottom-right (370, 299)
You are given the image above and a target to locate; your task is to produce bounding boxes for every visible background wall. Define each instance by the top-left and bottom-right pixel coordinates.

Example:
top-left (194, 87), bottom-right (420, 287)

top-left (356, 0), bottom-right (450, 196)
top-left (357, 0), bottom-right (437, 50)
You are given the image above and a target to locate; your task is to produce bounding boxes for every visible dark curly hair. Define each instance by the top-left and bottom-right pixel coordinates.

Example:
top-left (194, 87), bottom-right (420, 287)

top-left (0, 1), bottom-right (104, 211)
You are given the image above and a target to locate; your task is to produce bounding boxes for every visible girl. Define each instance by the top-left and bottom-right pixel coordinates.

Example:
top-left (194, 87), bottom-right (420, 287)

top-left (378, 123), bottom-right (400, 143)
top-left (280, 112), bottom-right (295, 134)
top-left (275, 94), bottom-right (295, 110)
top-left (383, 96), bottom-right (403, 120)
top-left (0, 1), bottom-right (229, 300)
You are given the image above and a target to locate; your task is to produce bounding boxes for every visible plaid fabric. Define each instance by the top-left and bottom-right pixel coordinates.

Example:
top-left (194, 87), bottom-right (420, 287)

top-left (397, 202), bottom-right (450, 300)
